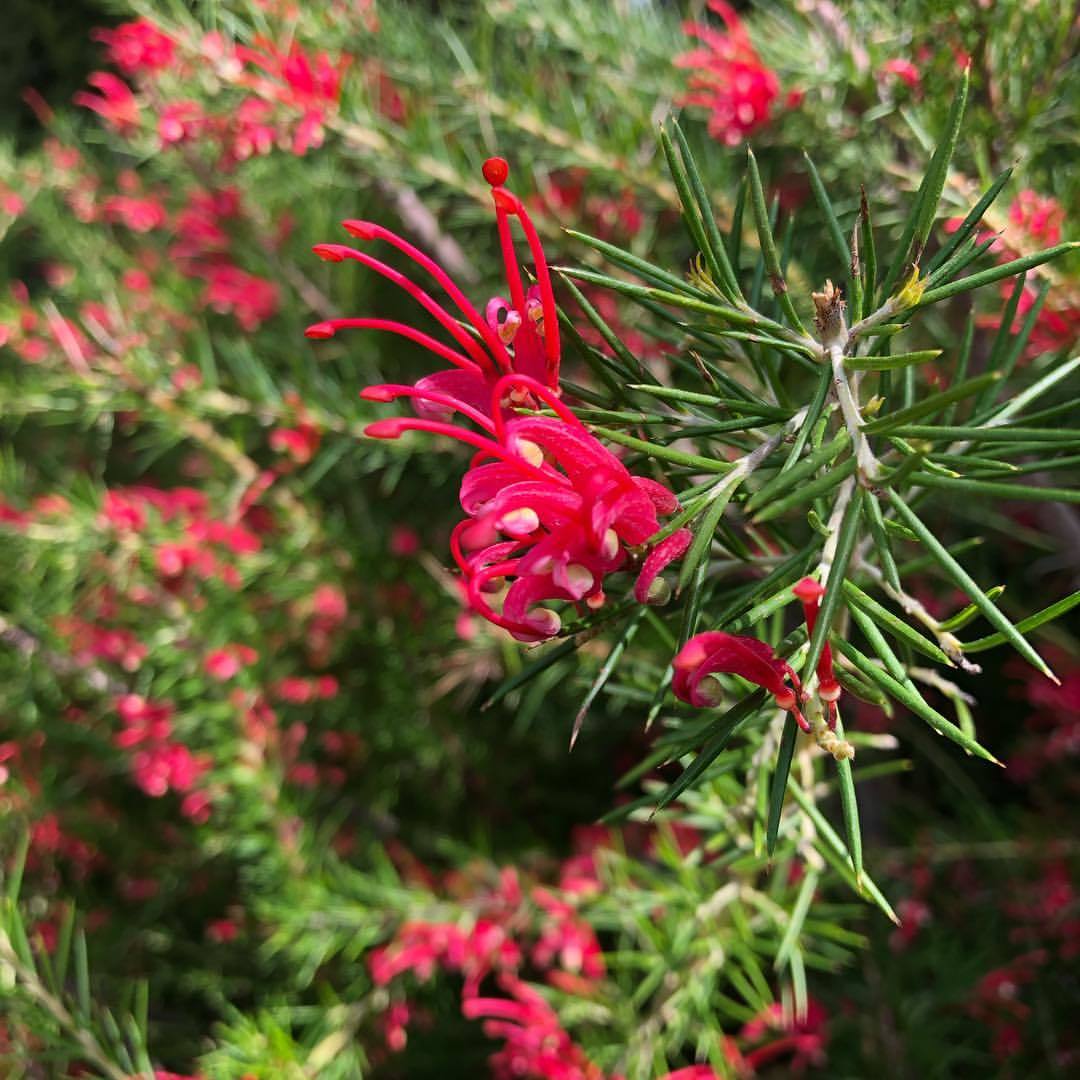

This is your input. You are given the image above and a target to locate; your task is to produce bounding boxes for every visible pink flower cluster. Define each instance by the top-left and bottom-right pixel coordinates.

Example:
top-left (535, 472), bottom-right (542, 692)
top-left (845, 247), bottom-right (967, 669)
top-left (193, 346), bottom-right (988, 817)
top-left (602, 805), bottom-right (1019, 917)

top-left (464, 976), bottom-right (606, 1080)
top-left (676, 1), bottom-right (796, 146)
top-left (76, 17), bottom-right (353, 164)
top-left (1006, 649), bottom-right (1080, 782)
top-left (368, 863), bottom-right (608, 1072)
top-left (93, 19), bottom-right (175, 76)
top-left (311, 159), bottom-right (691, 640)
top-left (114, 694), bottom-right (212, 821)
top-left (739, 999), bottom-right (828, 1074)
top-left (947, 189), bottom-right (1077, 361)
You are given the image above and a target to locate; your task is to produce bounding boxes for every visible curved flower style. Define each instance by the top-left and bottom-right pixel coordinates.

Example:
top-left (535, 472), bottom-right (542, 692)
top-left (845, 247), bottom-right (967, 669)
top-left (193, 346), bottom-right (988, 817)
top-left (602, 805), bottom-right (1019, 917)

top-left (792, 576), bottom-right (841, 727)
top-left (672, 630), bottom-right (806, 729)
top-left (365, 374), bottom-right (686, 642)
top-left (307, 157), bottom-right (560, 419)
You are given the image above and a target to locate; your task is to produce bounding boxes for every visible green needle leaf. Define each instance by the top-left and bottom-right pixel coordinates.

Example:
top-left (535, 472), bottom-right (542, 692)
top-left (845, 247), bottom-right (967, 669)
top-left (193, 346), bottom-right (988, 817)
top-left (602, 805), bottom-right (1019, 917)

top-left (482, 637), bottom-right (580, 711)
top-left (913, 473), bottom-right (1080, 504)
top-left (834, 713), bottom-right (863, 886)
top-left (747, 148), bottom-right (807, 334)
top-left (842, 580), bottom-right (954, 666)
top-left (845, 350), bottom-right (942, 371)
top-left (802, 489), bottom-right (864, 681)
top-left (753, 458), bottom-right (858, 524)
top-left (915, 242), bottom-right (1078, 308)
top-left (564, 228), bottom-right (705, 296)
top-left (926, 167), bottom-right (1012, 274)
top-left (747, 430), bottom-right (850, 513)
top-left (766, 715), bottom-right (798, 856)
top-left (863, 491), bottom-right (902, 592)
top-left (863, 372), bottom-right (1002, 434)
top-left (590, 425), bottom-right (734, 473)
top-left (886, 490), bottom-right (1057, 682)
top-left (653, 690), bottom-right (769, 813)
top-left (787, 778), bottom-right (898, 923)
top-left (571, 610), bottom-right (643, 748)
top-left (803, 151), bottom-right (849, 274)
top-left (677, 476), bottom-right (743, 594)
top-left (962, 589), bottom-right (1080, 653)
top-left (775, 868), bottom-right (820, 970)
top-left (834, 637), bottom-right (1000, 763)
top-left (672, 119), bottom-right (743, 301)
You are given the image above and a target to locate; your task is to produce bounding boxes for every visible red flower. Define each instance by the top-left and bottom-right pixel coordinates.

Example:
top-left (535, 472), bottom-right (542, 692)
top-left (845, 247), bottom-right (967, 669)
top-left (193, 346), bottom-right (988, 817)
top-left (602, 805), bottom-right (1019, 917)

top-left (1009, 189), bottom-right (1064, 248)
top-left (366, 374), bottom-right (682, 642)
top-left (158, 101), bottom-right (206, 147)
top-left (676, 1), bottom-right (784, 146)
top-left (881, 58), bottom-right (921, 90)
top-left (741, 997), bottom-right (828, 1073)
top-left (634, 528), bottom-right (693, 605)
top-left (269, 423), bottom-right (321, 463)
top-left (102, 195), bottom-right (167, 233)
top-left (307, 158), bottom-right (561, 419)
top-left (792, 576), bottom-right (841, 727)
top-left (462, 975), bottom-right (604, 1080)
top-left (74, 72), bottom-right (140, 134)
top-left (204, 645), bottom-right (258, 681)
top-left (672, 631), bottom-right (806, 728)
top-left (93, 19), bottom-right (175, 76)
top-left (201, 264), bottom-right (279, 330)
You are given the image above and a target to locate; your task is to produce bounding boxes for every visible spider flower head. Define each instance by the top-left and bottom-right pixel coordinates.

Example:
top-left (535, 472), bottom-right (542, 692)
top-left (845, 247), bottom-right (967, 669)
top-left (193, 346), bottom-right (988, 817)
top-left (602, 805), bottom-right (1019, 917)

top-left (307, 157), bottom-right (560, 419)
top-left (365, 374), bottom-right (689, 642)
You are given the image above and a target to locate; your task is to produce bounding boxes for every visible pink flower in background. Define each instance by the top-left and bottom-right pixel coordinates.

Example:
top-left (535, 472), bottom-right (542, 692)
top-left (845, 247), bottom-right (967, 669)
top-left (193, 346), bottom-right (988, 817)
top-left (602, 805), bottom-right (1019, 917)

top-left (132, 742), bottom-right (208, 798)
top-left (463, 975), bottom-right (605, 1080)
top-left (94, 19), bottom-right (175, 76)
top-left (158, 101), bottom-right (207, 146)
top-left (1009, 189), bottom-right (1064, 249)
top-left (204, 644), bottom-right (258, 681)
top-left (390, 525), bottom-right (421, 556)
top-left (202, 264), bottom-right (279, 330)
top-left (963, 190), bottom-right (1077, 360)
top-left (234, 39), bottom-right (351, 156)
top-left (676, 1), bottom-right (786, 145)
top-left (741, 998), bottom-right (828, 1073)
top-left (75, 72), bottom-right (140, 133)
top-left (238, 40), bottom-right (349, 113)
top-left (270, 423), bottom-right (321, 463)
top-left (102, 194), bottom-right (167, 232)
top-left (307, 158), bottom-right (562, 419)
top-left (882, 58), bottom-right (921, 90)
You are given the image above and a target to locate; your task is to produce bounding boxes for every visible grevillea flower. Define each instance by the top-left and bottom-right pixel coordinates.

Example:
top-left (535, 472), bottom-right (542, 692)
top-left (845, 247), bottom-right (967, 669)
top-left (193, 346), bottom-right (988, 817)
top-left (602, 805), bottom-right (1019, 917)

top-left (672, 631), bottom-right (806, 729)
top-left (462, 975), bottom-right (605, 1080)
top-left (792, 576), bottom-right (841, 728)
top-left (93, 19), bottom-right (175, 76)
top-left (881, 58), bottom-right (921, 90)
top-left (365, 374), bottom-right (685, 641)
top-left (676, 1), bottom-right (786, 146)
top-left (74, 72), bottom-right (140, 134)
top-left (307, 158), bottom-right (561, 420)
top-left (740, 998), bottom-right (828, 1073)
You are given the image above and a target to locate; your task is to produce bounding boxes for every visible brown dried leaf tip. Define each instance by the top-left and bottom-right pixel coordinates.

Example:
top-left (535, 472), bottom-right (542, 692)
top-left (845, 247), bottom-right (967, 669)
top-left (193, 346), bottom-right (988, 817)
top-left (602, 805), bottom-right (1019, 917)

top-left (812, 278), bottom-right (847, 343)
